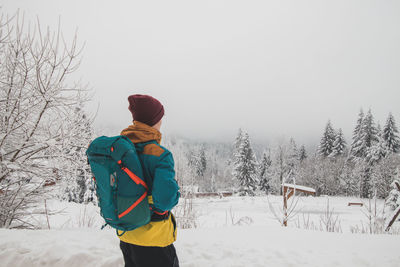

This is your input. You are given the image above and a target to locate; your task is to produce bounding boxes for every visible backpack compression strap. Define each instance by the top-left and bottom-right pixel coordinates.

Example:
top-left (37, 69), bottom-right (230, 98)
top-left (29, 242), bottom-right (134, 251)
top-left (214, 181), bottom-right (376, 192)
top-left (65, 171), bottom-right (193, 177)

top-left (118, 191), bottom-right (148, 219)
top-left (116, 160), bottom-right (149, 219)
top-left (119, 162), bottom-right (148, 190)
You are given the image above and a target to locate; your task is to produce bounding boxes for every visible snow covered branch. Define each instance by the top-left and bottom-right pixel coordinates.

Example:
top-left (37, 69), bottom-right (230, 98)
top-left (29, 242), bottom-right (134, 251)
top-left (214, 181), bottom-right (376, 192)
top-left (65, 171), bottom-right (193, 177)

top-left (0, 11), bottom-right (91, 228)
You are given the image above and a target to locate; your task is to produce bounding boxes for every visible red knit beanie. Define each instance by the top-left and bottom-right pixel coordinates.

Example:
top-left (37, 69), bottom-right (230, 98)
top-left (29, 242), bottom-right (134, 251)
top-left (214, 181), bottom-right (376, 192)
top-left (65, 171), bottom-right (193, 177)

top-left (128, 94), bottom-right (164, 126)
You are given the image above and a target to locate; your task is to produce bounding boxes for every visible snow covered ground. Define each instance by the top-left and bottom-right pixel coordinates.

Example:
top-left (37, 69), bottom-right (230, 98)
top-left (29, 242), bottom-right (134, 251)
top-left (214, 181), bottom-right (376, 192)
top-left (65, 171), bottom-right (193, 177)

top-left (0, 196), bottom-right (399, 267)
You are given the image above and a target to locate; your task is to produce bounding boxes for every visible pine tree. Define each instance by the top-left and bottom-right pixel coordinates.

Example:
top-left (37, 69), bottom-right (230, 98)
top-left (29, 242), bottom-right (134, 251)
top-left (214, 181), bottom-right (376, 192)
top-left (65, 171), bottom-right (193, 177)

top-left (259, 151), bottom-right (272, 193)
top-left (234, 128), bottom-right (243, 152)
top-left (371, 155), bottom-right (398, 199)
top-left (286, 138), bottom-right (299, 182)
top-left (188, 146), bottom-right (207, 177)
top-left (366, 125), bottom-right (387, 166)
top-left (275, 145), bottom-right (286, 195)
top-left (318, 120), bottom-right (336, 157)
top-left (232, 131), bottom-right (258, 196)
top-left (61, 104), bottom-right (95, 204)
top-left (360, 109), bottom-right (379, 157)
top-left (299, 145), bottom-right (307, 162)
top-left (348, 109), bottom-right (379, 198)
top-left (330, 128), bottom-right (347, 158)
top-left (383, 113), bottom-right (400, 153)
top-left (360, 164), bottom-right (373, 198)
top-left (359, 111), bottom-right (380, 198)
top-left (287, 138), bottom-right (298, 165)
top-left (339, 163), bottom-right (360, 196)
top-left (228, 128), bottom-right (244, 166)
top-left (350, 109), bottom-right (365, 159)
top-left (199, 146), bottom-right (207, 177)
top-left (386, 178), bottom-right (400, 219)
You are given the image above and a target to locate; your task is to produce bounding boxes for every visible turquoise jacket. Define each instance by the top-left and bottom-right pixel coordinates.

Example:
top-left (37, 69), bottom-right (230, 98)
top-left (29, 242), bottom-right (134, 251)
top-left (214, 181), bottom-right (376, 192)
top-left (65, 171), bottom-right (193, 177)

top-left (118, 121), bottom-right (180, 247)
top-left (135, 142), bottom-right (179, 213)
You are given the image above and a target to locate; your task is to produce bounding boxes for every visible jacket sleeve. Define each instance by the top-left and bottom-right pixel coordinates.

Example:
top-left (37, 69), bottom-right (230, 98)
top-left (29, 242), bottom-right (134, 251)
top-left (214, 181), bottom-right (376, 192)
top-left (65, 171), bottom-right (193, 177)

top-left (152, 150), bottom-right (180, 212)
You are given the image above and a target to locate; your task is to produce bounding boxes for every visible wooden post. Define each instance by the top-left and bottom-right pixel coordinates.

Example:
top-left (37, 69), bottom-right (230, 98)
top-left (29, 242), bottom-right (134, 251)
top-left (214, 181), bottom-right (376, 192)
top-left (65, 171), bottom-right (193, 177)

top-left (283, 186), bottom-right (288, 226)
top-left (395, 181), bottom-right (400, 191)
top-left (282, 183), bottom-right (315, 227)
top-left (386, 208), bottom-right (400, 232)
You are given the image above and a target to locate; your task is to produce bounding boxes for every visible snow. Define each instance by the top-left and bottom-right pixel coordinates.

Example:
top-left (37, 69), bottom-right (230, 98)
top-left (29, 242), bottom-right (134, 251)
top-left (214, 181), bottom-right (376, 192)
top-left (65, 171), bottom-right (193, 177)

top-left (178, 226), bottom-right (400, 267)
top-left (0, 196), bottom-right (399, 267)
top-left (0, 229), bottom-right (122, 267)
top-left (1, 225), bottom-right (399, 267)
top-left (283, 183), bottom-right (316, 193)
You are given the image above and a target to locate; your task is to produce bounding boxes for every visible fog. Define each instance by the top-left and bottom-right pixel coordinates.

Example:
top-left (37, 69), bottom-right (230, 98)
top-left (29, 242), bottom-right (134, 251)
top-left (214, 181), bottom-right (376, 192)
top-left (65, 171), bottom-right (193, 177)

top-left (2, 0), bottom-right (400, 145)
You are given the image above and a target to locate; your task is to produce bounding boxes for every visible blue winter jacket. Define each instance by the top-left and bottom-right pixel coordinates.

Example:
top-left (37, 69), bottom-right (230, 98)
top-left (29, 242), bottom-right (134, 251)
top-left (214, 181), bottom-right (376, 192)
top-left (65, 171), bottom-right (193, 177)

top-left (117, 121), bottom-right (180, 247)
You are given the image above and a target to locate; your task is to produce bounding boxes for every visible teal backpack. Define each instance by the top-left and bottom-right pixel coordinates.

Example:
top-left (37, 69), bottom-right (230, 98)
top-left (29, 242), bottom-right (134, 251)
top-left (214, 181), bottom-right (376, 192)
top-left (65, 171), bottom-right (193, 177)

top-left (86, 136), bottom-right (150, 235)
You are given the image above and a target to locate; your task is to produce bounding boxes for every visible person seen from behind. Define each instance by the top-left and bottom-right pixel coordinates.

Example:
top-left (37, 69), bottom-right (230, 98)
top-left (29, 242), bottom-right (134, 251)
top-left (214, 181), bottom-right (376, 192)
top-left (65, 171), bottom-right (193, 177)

top-left (118, 94), bottom-right (180, 267)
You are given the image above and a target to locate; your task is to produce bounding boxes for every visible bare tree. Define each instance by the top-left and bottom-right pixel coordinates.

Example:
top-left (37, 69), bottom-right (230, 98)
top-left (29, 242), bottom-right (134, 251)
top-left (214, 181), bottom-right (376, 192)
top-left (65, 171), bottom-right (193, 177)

top-left (0, 12), bottom-right (88, 228)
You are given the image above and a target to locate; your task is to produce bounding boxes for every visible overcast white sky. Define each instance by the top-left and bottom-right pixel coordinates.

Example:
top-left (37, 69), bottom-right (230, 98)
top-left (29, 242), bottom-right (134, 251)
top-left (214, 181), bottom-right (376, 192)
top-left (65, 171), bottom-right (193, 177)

top-left (3, 0), bottom-right (400, 145)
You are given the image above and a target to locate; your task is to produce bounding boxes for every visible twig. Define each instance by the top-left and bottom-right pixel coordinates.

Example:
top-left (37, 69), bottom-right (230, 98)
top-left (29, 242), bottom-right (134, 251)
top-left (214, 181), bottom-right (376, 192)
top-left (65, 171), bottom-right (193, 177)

top-left (44, 199), bottom-right (50, 229)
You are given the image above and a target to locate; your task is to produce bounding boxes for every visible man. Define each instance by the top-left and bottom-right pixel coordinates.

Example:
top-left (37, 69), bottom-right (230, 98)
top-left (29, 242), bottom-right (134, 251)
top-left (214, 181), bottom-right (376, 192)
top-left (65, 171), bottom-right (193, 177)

top-left (118, 94), bottom-right (180, 267)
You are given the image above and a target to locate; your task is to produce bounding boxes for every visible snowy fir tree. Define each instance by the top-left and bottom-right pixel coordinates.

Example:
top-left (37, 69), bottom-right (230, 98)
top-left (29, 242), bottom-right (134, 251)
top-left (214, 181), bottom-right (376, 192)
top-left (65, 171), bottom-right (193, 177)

top-left (366, 128), bottom-right (387, 198)
top-left (287, 139), bottom-right (298, 165)
top-left (358, 109), bottom-right (379, 159)
top-left (361, 110), bottom-right (379, 149)
top-left (275, 145), bottom-right (286, 195)
top-left (188, 146), bottom-right (207, 178)
top-left (386, 177), bottom-right (400, 223)
top-left (318, 120), bottom-right (336, 157)
top-left (232, 131), bottom-right (258, 195)
top-left (350, 109), bottom-right (365, 159)
top-left (199, 147), bottom-right (207, 177)
top-left (365, 125), bottom-right (387, 166)
top-left (228, 128), bottom-right (244, 166)
top-left (339, 163), bottom-right (360, 197)
top-left (61, 104), bottom-right (95, 204)
top-left (383, 113), bottom-right (400, 154)
top-left (234, 128), bottom-right (244, 152)
top-left (298, 145), bottom-right (307, 162)
top-left (258, 151), bottom-right (272, 193)
top-left (347, 110), bottom-right (379, 198)
top-left (359, 110), bottom-right (379, 198)
top-left (274, 141), bottom-right (297, 194)
top-left (370, 155), bottom-right (399, 199)
top-left (286, 138), bottom-right (299, 182)
top-left (359, 164), bottom-right (373, 198)
top-left (329, 128), bottom-right (346, 158)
